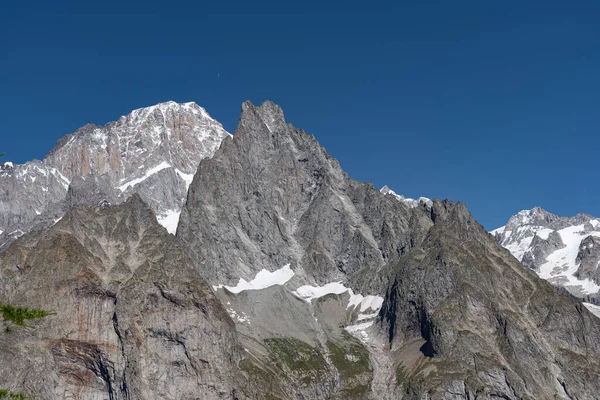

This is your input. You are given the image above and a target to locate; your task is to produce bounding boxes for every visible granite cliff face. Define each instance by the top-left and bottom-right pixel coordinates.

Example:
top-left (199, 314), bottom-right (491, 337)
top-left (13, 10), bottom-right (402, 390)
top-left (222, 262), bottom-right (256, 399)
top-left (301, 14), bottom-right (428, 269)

top-left (177, 101), bottom-right (432, 288)
top-left (1, 101), bottom-right (600, 399)
top-left (0, 195), bottom-right (243, 399)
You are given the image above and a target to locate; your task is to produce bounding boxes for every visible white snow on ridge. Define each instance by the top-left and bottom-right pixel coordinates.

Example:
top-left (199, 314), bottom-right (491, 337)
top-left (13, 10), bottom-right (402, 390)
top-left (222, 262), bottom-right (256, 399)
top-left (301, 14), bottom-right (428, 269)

top-left (157, 210), bottom-right (181, 235)
top-left (491, 226), bottom-right (505, 236)
top-left (538, 224), bottom-right (600, 295)
top-left (534, 228), bottom-right (554, 240)
top-left (584, 303), bottom-right (600, 319)
top-left (345, 321), bottom-right (375, 341)
top-left (294, 282), bottom-right (349, 300)
top-left (118, 161), bottom-right (171, 192)
top-left (348, 293), bottom-right (384, 313)
top-left (213, 264), bottom-right (294, 293)
top-left (380, 186), bottom-right (432, 208)
top-left (293, 281), bottom-right (384, 313)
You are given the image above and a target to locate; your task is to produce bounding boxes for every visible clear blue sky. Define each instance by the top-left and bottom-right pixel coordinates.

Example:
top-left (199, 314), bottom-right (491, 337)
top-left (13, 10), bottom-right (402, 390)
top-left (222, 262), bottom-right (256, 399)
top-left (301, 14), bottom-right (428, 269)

top-left (1, 0), bottom-right (599, 230)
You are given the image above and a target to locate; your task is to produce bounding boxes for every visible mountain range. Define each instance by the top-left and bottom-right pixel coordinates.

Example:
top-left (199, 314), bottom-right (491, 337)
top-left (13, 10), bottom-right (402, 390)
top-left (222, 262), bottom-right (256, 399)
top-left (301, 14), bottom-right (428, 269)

top-left (1, 100), bottom-right (599, 399)
top-left (492, 207), bottom-right (600, 318)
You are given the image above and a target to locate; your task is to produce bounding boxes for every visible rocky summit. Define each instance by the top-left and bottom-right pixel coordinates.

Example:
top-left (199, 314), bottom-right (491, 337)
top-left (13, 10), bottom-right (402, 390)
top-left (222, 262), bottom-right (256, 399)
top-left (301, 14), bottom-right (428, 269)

top-left (1, 101), bottom-right (600, 399)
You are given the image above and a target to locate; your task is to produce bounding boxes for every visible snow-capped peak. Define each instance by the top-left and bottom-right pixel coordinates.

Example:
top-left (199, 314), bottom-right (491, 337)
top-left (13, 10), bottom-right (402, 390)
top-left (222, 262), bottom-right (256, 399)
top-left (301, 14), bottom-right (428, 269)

top-left (380, 185), bottom-right (432, 208)
top-left (505, 207), bottom-right (559, 228)
top-left (493, 207), bottom-right (600, 298)
top-left (2, 100), bottom-right (231, 251)
top-left (124, 101), bottom-right (212, 124)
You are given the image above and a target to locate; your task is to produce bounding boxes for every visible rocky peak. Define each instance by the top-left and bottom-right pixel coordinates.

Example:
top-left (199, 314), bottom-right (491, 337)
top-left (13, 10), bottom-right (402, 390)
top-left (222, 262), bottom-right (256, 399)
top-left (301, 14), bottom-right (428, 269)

top-left (45, 100), bottom-right (229, 184)
top-left (178, 101), bottom-right (430, 287)
top-left (255, 100), bottom-right (287, 132)
top-left (505, 206), bottom-right (559, 229)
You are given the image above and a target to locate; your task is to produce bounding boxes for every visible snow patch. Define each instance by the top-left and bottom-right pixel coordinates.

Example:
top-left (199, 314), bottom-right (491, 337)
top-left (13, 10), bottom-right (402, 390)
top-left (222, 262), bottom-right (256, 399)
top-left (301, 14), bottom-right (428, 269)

top-left (345, 321), bottom-right (375, 341)
top-left (505, 235), bottom-right (534, 261)
top-left (584, 303), bottom-right (600, 319)
top-left (227, 308), bottom-right (250, 324)
top-left (118, 161), bottom-right (171, 191)
top-left (294, 282), bottom-right (349, 300)
top-left (535, 228), bottom-right (554, 240)
top-left (213, 264), bottom-right (294, 293)
top-left (380, 186), bottom-right (432, 208)
top-left (175, 169), bottom-right (194, 191)
top-left (293, 282), bottom-right (384, 313)
top-left (538, 224), bottom-right (600, 294)
top-left (156, 210), bottom-right (181, 235)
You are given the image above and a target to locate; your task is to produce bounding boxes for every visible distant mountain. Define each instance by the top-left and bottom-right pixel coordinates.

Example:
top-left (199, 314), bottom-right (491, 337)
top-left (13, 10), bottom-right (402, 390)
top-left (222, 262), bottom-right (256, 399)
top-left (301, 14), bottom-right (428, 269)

top-left (492, 207), bottom-right (600, 315)
top-left (0, 101), bottom-right (229, 249)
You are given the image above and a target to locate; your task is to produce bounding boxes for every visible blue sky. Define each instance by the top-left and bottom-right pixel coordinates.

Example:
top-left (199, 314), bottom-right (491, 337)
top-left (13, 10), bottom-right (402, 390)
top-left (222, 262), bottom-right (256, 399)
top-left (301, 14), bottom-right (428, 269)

top-left (1, 0), bottom-right (599, 229)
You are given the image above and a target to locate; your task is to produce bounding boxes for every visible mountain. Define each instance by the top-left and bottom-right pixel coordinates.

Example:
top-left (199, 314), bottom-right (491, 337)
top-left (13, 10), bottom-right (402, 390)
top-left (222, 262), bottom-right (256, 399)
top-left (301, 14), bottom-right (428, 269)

top-left (1, 101), bottom-right (600, 399)
top-left (492, 207), bottom-right (600, 311)
top-left (0, 101), bottom-right (229, 249)
top-left (176, 101), bottom-right (600, 398)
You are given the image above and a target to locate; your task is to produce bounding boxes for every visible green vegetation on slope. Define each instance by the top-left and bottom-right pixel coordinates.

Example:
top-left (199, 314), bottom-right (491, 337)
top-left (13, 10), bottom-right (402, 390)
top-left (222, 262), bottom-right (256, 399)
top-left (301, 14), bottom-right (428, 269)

top-left (0, 389), bottom-right (30, 399)
top-left (327, 332), bottom-right (373, 397)
top-left (263, 337), bottom-right (329, 385)
top-left (1, 304), bottom-right (55, 331)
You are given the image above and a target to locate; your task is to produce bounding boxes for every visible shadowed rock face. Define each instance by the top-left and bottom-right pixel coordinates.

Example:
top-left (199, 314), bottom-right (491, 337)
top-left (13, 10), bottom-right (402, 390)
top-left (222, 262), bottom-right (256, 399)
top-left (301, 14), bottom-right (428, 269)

top-left (380, 200), bottom-right (600, 398)
top-left (2, 100), bottom-right (600, 399)
top-left (576, 236), bottom-right (600, 284)
top-left (0, 195), bottom-right (243, 399)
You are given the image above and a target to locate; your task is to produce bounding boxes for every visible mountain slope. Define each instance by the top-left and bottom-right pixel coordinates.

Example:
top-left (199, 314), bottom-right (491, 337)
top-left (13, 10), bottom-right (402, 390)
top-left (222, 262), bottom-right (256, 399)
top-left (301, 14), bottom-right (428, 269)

top-left (381, 200), bottom-right (600, 398)
top-left (0, 195), bottom-right (243, 399)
